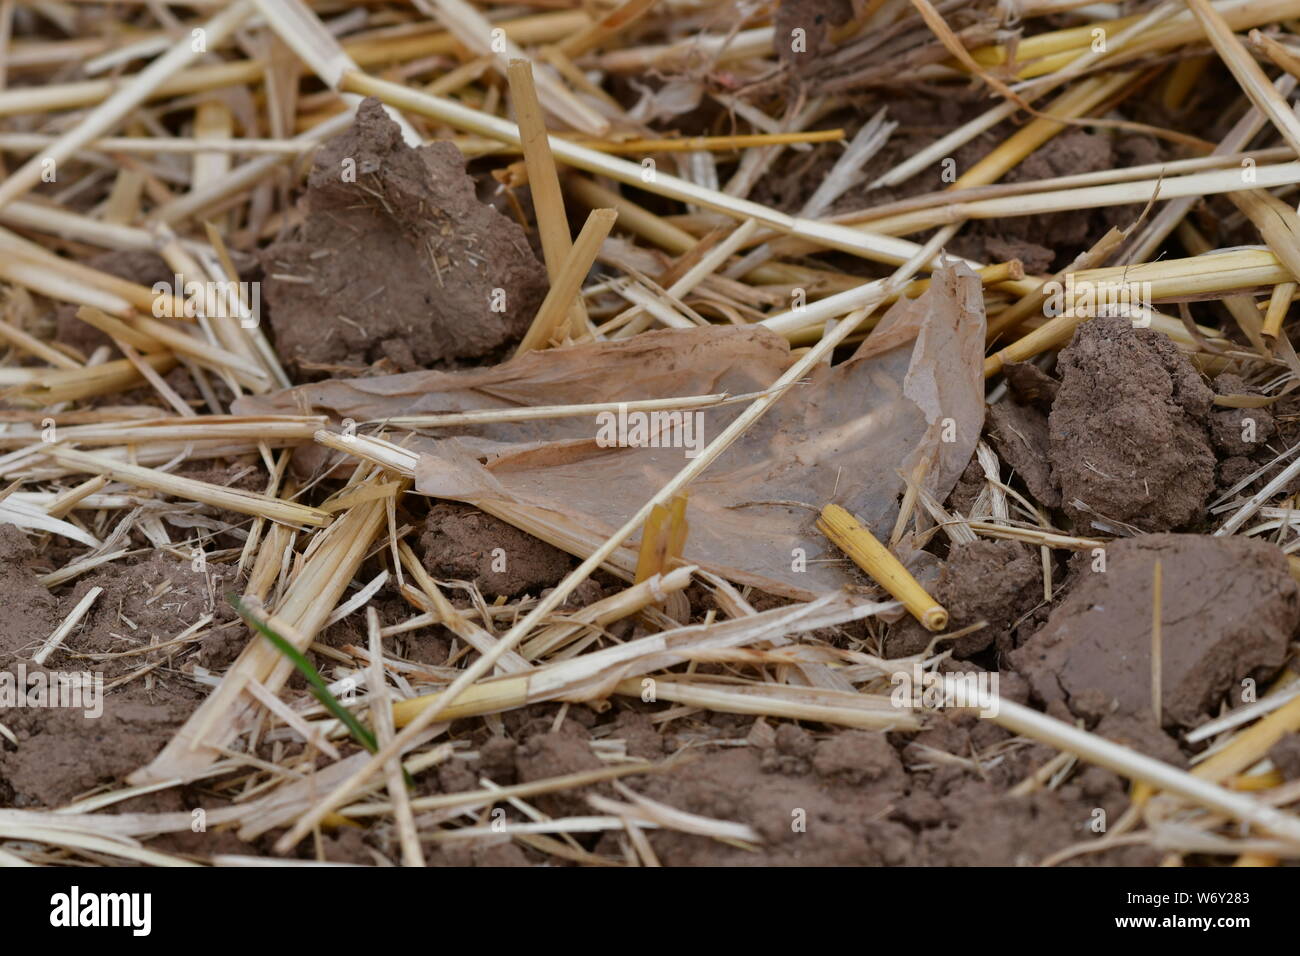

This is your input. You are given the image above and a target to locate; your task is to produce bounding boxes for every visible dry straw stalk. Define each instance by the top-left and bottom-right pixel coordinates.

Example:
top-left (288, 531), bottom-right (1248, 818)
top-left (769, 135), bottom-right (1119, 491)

top-left (817, 504), bottom-right (948, 631)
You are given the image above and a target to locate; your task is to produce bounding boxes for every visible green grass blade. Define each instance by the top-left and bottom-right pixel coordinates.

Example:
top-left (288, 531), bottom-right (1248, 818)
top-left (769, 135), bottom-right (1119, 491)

top-left (231, 595), bottom-right (379, 753)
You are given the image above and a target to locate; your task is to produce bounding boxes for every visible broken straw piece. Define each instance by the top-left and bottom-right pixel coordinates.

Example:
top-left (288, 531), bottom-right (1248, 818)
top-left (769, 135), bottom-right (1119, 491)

top-left (817, 504), bottom-right (947, 631)
top-left (33, 586), bottom-right (103, 667)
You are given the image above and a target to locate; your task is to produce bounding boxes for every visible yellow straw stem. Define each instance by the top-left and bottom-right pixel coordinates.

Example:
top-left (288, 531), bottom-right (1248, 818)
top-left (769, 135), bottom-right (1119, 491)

top-left (817, 503), bottom-right (948, 631)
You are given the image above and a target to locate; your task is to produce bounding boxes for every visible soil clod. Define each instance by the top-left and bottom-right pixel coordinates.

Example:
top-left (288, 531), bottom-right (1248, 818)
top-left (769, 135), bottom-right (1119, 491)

top-left (261, 99), bottom-right (548, 374)
top-left (419, 501), bottom-right (573, 598)
top-left (885, 539), bottom-right (1041, 659)
top-left (1011, 534), bottom-right (1299, 729)
top-left (1048, 317), bottom-right (1216, 533)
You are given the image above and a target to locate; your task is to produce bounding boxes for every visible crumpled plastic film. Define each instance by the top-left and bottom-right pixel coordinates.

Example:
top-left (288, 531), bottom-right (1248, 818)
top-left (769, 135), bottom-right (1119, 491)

top-left (238, 262), bottom-right (986, 599)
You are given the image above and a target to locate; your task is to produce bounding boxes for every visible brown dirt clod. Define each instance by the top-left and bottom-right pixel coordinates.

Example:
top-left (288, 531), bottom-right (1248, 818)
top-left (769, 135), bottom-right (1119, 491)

top-left (260, 98), bottom-right (548, 375)
top-left (419, 501), bottom-right (574, 598)
top-left (1208, 373), bottom-right (1277, 457)
top-left (1048, 316), bottom-right (1216, 533)
top-left (1010, 534), bottom-right (1299, 729)
top-left (885, 539), bottom-right (1041, 659)
top-left (988, 399), bottom-right (1059, 509)
top-left (0, 525), bottom-right (62, 671)
top-left (1002, 361), bottom-right (1059, 411)
top-left (0, 686), bottom-right (193, 808)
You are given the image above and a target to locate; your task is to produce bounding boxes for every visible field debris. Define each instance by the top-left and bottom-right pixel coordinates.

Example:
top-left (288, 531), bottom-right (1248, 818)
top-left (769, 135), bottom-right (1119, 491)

top-left (243, 261), bottom-right (984, 598)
